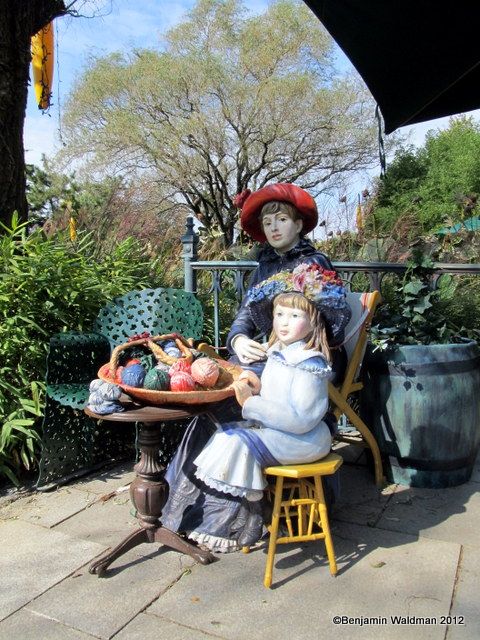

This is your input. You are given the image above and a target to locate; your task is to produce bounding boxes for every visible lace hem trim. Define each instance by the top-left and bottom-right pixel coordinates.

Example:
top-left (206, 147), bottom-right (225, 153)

top-left (194, 468), bottom-right (247, 498)
top-left (187, 530), bottom-right (239, 553)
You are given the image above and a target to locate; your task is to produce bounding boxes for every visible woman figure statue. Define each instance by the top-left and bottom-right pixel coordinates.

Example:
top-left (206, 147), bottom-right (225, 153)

top-left (160, 183), bottom-right (350, 551)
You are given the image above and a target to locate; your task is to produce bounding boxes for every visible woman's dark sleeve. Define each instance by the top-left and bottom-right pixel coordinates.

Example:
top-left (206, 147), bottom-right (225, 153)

top-left (226, 268), bottom-right (261, 354)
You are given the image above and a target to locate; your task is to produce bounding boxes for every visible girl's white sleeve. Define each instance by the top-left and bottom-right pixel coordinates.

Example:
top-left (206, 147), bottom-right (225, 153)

top-left (242, 367), bottom-right (328, 434)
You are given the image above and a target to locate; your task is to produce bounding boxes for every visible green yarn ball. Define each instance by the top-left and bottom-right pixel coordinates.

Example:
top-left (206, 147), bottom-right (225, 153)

top-left (143, 368), bottom-right (170, 391)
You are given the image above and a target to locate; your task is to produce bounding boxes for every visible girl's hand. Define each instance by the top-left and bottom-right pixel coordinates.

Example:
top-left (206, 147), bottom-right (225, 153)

top-left (238, 370), bottom-right (261, 395)
top-left (231, 380), bottom-right (253, 407)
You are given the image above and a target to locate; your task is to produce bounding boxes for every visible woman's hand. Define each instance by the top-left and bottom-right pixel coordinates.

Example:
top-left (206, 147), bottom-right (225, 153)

top-left (231, 380), bottom-right (253, 407)
top-left (232, 335), bottom-right (267, 364)
top-left (238, 370), bottom-right (261, 395)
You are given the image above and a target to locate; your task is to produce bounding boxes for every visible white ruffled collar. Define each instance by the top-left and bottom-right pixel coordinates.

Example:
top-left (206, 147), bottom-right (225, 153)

top-left (267, 340), bottom-right (324, 365)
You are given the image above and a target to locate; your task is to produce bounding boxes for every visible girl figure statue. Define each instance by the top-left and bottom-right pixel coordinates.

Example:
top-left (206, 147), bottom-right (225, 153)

top-left (189, 272), bottom-right (337, 549)
top-left (162, 262), bottom-right (350, 551)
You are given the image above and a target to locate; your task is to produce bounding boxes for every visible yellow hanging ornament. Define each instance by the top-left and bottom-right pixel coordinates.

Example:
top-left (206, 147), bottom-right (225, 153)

top-left (31, 22), bottom-right (54, 110)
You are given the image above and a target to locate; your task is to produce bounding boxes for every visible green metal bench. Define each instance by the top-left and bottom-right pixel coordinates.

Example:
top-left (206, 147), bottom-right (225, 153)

top-left (36, 287), bottom-right (203, 490)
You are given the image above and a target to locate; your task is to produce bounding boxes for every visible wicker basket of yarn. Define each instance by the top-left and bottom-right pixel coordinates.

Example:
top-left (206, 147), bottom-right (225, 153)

top-left (98, 333), bottom-right (243, 405)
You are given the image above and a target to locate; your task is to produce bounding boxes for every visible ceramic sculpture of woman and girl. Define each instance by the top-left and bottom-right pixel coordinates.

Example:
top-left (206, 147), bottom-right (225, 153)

top-left (160, 183), bottom-right (351, 552)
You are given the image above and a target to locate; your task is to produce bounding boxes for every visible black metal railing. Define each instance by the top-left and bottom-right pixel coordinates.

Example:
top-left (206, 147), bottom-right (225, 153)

top-left (181, 218), bottom-right (480, 348)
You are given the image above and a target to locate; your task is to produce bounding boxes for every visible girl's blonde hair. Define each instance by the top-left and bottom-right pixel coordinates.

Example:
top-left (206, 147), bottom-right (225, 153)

top-left (268, 292), bottom-right (331, 362)
top-left (260, 201), bottom-right (304, 235)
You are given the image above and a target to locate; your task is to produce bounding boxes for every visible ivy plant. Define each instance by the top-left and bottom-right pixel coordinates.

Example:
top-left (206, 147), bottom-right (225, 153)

top-left (371, 249), bottom-right (466, 349)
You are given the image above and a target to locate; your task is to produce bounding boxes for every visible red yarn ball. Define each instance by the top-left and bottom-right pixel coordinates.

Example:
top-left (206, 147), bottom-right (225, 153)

top-left (170, 371), bottom-right (196, 392)
top-left (113, 366), bottom-right (124, 384)
top-left (169, 359), bottom-right (192, 376)
top-left (125, 358), bottom-right (141, 367)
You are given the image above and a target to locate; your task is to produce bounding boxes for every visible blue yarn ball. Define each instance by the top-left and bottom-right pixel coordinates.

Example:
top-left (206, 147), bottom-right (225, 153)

top-left (121, 363), bottom-right (146, 387)
top-left (162, 340), bottom-right (182, 358)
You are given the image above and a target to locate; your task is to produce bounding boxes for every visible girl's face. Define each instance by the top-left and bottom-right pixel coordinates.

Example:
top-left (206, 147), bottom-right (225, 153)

top-left (261, 212), bottom-right (303, 253)
top-left (273, 304), bottom-right (313, 346)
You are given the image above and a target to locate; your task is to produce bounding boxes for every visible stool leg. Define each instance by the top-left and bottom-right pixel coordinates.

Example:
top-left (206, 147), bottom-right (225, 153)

top-left (314, 475), bottom-right (337, 576)
top-left (298, 479), bottom-right (308, 536)
top-left (264, 476), bottom-right (284, 588)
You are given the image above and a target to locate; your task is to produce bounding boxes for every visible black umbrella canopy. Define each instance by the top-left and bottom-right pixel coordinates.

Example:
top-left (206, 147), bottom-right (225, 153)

top-left (305, 0), bottom-right (480, 134)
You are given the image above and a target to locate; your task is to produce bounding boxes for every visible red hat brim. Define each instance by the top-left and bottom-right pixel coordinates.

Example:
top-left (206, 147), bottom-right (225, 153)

top-left (240, 183), bottom-right (318, 243)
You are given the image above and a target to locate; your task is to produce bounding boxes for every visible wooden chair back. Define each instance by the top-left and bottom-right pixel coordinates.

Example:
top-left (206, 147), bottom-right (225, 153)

top-left (328, 290), bottom-right (385, 486)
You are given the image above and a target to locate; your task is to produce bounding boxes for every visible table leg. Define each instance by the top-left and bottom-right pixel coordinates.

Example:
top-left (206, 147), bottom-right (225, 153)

top-left (89, 420), bottom-right (215, 576)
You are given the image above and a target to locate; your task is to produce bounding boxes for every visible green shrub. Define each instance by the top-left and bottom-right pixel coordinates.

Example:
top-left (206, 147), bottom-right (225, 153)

top-left (371, 250), bottom-right (480, 349)
top-left (367, 117), bottom-right (480, 236)
top-left (0, 214), bottom-right (169, 484)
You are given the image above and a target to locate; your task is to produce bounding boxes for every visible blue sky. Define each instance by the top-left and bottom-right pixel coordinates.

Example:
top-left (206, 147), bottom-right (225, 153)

top-left (24, 0), bottom-right (271, 165)
top-left (24, 0), bottom-right (480, 233)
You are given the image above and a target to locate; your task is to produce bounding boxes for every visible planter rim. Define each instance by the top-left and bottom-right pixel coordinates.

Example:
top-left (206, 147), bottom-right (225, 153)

top-left (368, 338), bottom-right (480, 371)
top-left (379, 339), bottom-right (478, 353)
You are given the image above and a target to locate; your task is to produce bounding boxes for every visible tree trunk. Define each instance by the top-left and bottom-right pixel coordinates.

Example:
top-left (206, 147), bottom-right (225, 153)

top-left (0, 0), bottom-right (67, 228)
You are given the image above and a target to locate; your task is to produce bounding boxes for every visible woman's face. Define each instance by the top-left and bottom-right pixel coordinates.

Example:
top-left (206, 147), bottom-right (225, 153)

top-left (261, 212), bottom-right (303, 253)
top-left (273, 304), bottom-right (313, 346)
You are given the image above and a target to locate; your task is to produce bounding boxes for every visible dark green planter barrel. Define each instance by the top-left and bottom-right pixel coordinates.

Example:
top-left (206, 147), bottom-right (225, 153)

top-left (361, 340), bottom-right (480, 488)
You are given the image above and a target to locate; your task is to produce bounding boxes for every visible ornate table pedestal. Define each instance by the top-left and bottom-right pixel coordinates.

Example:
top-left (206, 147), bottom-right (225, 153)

top-left (85, 404), bottom-right (215, 575)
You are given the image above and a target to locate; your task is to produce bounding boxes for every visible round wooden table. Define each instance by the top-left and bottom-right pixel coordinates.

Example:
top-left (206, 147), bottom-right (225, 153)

top-left (85, 403), bottom-right (216, 575)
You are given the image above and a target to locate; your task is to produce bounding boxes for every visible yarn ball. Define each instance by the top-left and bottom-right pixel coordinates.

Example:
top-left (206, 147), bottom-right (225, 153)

top-left (143, 368), bottom-right (170, 391)
top-left (89, 379), bottom-right (122, 400)
top-left (113, 366), bottom-right (124, 384)
top-left (163, 340), bottom-right (182, 359)
top-left (125, 358), bottom-right (141, 367)
top-left (169, 359), bottom-right (192, 376)
top-left (155, 361), bottom-right (171, 373)
top-left (191, 358), bottom-right (220, 387)
top-left (139, 353), bottom-right (157, 370)
top-left (170, 371), bottom-right (196, 392)
top-left (120, 363), bottom-right (146, 388)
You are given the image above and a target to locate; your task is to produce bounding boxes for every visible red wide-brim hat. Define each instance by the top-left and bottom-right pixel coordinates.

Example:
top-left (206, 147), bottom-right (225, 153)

top-left (238, 183), bottom-right (318, 243)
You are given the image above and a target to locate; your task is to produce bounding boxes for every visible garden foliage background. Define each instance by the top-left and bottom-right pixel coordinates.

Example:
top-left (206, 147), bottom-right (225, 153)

top-left (0, 215), bottom-right (174, 484)
top-left (2, 0), bottom-right (480, 485)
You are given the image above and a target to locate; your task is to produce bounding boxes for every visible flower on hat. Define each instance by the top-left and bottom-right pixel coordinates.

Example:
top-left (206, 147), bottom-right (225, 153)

top-left (246, 263), bottom-right (345, 309)
top-left (245, 263), bottom-right (351, 339)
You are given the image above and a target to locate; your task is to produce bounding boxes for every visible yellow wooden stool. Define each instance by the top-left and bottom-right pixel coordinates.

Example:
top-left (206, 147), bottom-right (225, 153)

top-left (244, 452), bottom-right (343, 588)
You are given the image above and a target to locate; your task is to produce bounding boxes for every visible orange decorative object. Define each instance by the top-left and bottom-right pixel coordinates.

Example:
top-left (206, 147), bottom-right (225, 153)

top-left (31, 22), bottom-right (54, 110)
top-left (169, 359), bottom-right (192, 376)
top-left (191, 358), bottom-right (220, 387)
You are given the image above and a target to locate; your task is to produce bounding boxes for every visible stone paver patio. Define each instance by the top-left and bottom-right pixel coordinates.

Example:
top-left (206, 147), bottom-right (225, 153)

top-left (0, 446), bottom-right (478, 640)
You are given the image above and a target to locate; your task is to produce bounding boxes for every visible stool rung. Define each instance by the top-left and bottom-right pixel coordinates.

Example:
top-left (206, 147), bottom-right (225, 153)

top-left (275, 532), bottom-right (326, 544)
top-left (285, 498), bottom-right (315, 507)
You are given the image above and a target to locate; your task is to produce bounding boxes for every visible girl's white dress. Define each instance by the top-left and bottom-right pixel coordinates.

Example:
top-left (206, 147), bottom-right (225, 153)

top-left (193, 340), bottom-right (332, 498)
